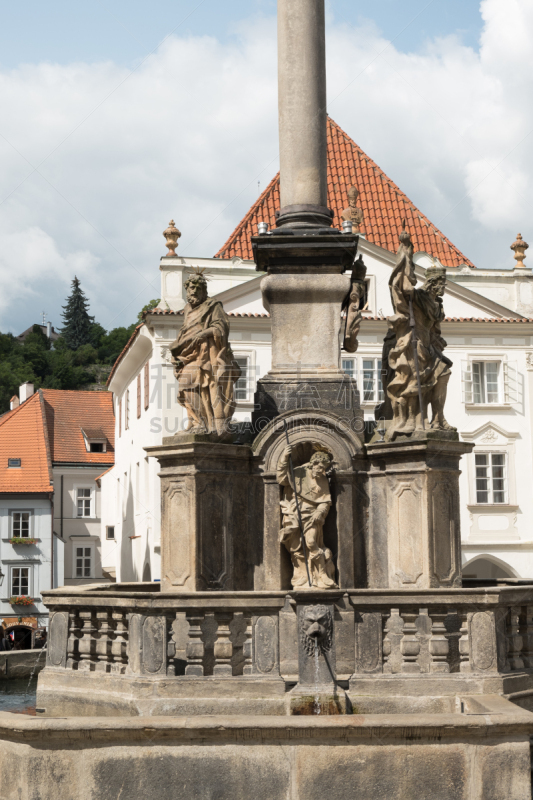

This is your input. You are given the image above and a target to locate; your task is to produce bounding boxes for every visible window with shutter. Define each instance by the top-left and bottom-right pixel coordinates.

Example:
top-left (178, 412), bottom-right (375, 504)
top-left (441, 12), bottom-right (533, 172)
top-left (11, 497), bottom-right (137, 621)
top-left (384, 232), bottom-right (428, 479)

top-left (144, 362), bottom-right (149, 410)
top-left (125, 390), bottom-right (129, 429)
top-left (503, 361), bottom-right (518, 404)
top-left (118, 400), bottom-right (122, 437)
top-left (234, 356), bottom-right (250, 401)
top-left (137, 373), bottom-right (141, 418)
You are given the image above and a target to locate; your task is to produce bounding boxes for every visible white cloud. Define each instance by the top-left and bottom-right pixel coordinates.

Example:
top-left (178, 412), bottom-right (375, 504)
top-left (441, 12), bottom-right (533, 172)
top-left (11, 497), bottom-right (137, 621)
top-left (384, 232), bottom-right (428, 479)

top-left (0, 2), bottom-right (532, 332)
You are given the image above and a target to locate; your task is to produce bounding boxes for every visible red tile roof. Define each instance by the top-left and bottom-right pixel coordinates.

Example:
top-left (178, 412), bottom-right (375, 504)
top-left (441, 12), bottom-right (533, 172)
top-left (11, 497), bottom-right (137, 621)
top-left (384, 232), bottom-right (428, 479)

top-left (0, 393), bottom-right (53, 493)
top-left (215, 117), bottom-right (475, 269)
top-left (41, 389), bottom-right (115, 465)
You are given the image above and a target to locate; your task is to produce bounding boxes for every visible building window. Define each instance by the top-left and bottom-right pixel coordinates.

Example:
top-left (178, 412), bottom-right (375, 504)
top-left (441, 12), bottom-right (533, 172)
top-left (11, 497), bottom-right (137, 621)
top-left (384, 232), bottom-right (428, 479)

top-left (475, 453), bottom-right (507, 504)
top-left (76, 488), bottom-right (93, 517)
top-left (106, 526), bottom-right (115, 540)
top-left (234, 356), bottom-right (251, 401)
top-left (11, 511), bottom-right (32, 537)
top-left (144, 362), bottom-right (149, 411)
top-left (11, 566), bottom-right (30, 596)
top-left (137, 373), bottom-right (141, 418)
top-left (125, 390), bottom-right (130, 430)
top-left (118, 399), bottom-right (122, 438)
top-left (462, 360), bottom-right (518, 405)
top-left (89, 442), bottom-right (104, 453)
top-left (7, 458), bottom-right (21, 468)
top-left (342, 358), bottom-right (384, 402)
top-left (74, 546), bottom-right (93, 579)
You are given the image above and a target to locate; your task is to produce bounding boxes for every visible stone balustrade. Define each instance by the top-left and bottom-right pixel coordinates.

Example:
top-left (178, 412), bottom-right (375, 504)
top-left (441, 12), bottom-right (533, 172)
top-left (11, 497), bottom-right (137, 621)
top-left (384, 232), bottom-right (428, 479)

top-left (43, 587), bottom-right (533, 683)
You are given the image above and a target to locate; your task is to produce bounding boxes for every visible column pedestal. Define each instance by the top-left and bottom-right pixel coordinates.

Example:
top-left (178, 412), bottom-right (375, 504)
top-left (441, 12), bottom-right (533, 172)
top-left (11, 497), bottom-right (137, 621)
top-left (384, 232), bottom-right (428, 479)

top-left (366, 435), bottom-right (474, 589)
top-left (146, 436), bottom-right (253, 592)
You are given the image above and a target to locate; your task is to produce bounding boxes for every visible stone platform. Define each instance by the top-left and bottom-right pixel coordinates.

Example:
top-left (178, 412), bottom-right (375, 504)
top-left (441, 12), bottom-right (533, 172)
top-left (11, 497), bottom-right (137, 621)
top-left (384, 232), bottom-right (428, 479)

top-left (1, 707), bottom-right (532, 800)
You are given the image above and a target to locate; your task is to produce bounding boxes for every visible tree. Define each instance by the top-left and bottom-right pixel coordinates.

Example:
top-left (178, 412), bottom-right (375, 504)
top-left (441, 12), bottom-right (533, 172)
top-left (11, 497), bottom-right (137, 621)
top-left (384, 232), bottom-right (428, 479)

top-left (60, 277), bottom-right (95, 350)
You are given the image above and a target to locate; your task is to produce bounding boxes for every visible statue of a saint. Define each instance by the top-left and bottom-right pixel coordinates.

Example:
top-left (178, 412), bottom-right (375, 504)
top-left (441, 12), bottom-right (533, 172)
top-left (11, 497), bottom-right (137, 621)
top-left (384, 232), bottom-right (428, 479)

top-left (277, 446), bottom-right (338, 589)
top-left (385, 228), bottom-right (455, 437)
top-left (342, 255), bottom-right (367, 353)
top-left (341, 186), bottom-right (364, 234)
top-left (170, 271), bottom-right (241, 437)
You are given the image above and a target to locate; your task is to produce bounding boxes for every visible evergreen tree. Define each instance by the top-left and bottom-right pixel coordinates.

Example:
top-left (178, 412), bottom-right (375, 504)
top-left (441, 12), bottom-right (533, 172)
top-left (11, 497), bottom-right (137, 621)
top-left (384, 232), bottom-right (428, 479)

top-left (60, 277), bottom-right (95, 350)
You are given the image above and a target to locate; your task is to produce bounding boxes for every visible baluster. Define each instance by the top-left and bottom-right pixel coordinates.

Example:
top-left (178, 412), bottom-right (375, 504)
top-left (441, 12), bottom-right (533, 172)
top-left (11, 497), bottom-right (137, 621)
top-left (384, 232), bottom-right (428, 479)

top-left (520, 606), bottom-right (533, 669)
top-left (67, 611), bottom-right (81, 669)
top-left (95, 611), bottom-right (111, 672)
top-left (77, 610), bottom-right (95, 671)
top-left (401, 611), bottom-right (421, 673)
top-left (213, 612), bottom-right (233, 675)
top-left (429, 612), bottom-right (450, 673)
top-left (415, 608), bottom-right (432, 673)
top-left (459, 613), bottom-right (470, 673)
top-left (383, 608), bottom-right (404, 674)
top-left (243, 614), bottom-right (253, 675)
top-left (110, 612), bottom-right (128, 674)
top-left (508, 606), bottom-right (524, 671)
top-left (185, 612), bottom-right (205, 676)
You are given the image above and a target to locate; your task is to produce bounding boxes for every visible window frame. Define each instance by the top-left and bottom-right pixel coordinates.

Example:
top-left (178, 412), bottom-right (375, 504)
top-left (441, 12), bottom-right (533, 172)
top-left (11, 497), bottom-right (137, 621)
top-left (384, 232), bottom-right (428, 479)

top-left (341, 356), bottom-right (384, 404)
top-left (72, 543), bottom-right (95, 580)
top-left (10, 564), bottom-right (32, 596)
top-left (474, 451), bottom-right (508, 505)
top-left (144, 361), bottom-right (150, 411)
top-left (74, 486), bottom-right (95, 519)
top-left (233, 351), bottom-right (255, 403)
top-left (106, 526), bottom-right (115, 540)
top-left (462, 356), bottom-right (518, 408)
top-left (125, 389), bottom-right (130, 430)
top-left (137, 373), bottom-right (142, 419)
top-left (9, 509), bottom-right (33, 538)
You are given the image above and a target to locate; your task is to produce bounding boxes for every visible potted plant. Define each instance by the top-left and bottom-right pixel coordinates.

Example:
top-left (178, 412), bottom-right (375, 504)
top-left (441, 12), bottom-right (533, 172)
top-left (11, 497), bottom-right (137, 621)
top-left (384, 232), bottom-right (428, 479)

top-left (9, 537), bottom-right (37, 545)
top-left (8, 596), bottom-right (35, 607)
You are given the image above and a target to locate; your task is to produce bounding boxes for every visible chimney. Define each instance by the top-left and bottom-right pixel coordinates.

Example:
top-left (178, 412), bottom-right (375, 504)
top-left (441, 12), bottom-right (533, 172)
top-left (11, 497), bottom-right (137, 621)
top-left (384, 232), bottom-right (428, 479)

top-left (10, 396), bottom-right (19, 411)
top-left (46, 321), bottom-right (52, 339)
top-left (19, 383), bottom-right (34, 403)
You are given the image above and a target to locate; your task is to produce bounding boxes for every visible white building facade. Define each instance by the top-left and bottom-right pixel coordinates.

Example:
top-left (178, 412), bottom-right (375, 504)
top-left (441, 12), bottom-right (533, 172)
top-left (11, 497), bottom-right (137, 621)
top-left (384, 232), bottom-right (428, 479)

top-left (101, 236), bottom-right (533, 583)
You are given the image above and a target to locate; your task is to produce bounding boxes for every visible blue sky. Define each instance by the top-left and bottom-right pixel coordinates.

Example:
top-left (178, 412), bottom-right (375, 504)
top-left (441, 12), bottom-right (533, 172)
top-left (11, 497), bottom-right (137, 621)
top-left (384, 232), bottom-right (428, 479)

top-left (1, 1), bottom-right (531, 335)
top-left (0, 1), bottom-right (483, 68)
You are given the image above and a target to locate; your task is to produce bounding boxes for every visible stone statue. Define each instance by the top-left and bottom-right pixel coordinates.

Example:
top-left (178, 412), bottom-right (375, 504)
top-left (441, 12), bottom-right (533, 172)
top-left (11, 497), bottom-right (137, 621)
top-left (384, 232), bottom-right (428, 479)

top-left (341, 186), bottom-right (364, 234)
top-left (277, 446), bottom-right (338, 589)
top-left (170, 270), bottom-right (241, 437)
top-left (385, 227), bottom-right (455, 438)
top-left (342, 255), bottom-right (367, 353)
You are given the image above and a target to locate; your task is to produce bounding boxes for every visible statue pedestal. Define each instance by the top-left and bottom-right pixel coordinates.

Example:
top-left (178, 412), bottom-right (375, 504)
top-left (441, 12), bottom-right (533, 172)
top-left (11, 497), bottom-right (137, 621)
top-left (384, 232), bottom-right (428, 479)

top-left (146, 436), bottom-right (253, 591)
top-left (366, 435), bottom-right (474, 589)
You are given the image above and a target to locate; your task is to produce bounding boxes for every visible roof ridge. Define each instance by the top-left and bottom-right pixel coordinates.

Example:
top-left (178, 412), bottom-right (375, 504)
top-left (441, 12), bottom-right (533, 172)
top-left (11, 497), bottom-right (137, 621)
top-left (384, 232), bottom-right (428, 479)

top-left (38, 389), bottom-right (54, 485)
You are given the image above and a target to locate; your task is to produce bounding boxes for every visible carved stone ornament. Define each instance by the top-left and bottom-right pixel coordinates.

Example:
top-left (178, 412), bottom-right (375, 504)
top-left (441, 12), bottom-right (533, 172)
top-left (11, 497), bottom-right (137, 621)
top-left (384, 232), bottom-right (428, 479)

top-left (481, 428), bottom-right (498, 443)
top-left (277, 444), bottom-right (338, 589)
top-left (169, 269), bottom-right (241, 438)
top-left (526, 352), bottom-right (533, 371)
top-left (511, 233), bottom-right (529, 269)
top-left (300, 605), bottom-right (333, 656)
top-left (341, 186), bottom-right (364, 234)
top-left (163, 219), bottom-right (181, 256)
top-left (384, 228), bottom-right (456, 439)
top-left (160, 345), bottom-right (173, 364)
top-left (342, 255), bottom-right (367, 353)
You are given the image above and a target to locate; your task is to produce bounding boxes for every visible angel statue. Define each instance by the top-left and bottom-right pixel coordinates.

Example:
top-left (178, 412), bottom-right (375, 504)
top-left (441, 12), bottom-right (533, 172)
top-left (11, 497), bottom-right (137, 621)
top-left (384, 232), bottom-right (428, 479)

top-left (170, 269), bottom-right (241, 437)
top-left (385, 226), bottom-right (456, 438)
top-left (277, 445), bottom-right (338, 589)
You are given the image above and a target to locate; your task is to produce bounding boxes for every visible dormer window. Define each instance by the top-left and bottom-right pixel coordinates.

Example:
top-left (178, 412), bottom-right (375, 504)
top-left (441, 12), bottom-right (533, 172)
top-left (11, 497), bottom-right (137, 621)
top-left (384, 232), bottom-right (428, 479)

top-left (8, 458), bottom-right (21, 468)
top-left (81, 428), bottom-right (107, 454)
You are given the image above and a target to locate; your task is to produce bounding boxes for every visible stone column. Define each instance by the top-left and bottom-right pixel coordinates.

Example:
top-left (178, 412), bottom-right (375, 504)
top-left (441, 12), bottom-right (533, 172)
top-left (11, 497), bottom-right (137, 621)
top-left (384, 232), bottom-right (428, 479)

top-left (366, 436), bottom-right (474, 589)
top-left (277, 0), bottom-right (330, 228)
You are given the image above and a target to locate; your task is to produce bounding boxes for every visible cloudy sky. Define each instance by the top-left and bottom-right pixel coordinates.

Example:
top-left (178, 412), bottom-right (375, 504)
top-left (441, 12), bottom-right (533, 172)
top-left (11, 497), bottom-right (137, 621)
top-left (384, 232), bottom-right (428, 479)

top-left (0, 0), bottom-right (531, 334)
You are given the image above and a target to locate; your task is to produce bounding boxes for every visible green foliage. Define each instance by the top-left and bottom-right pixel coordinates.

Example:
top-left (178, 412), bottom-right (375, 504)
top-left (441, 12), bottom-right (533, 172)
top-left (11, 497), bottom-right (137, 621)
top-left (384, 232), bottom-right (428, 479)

top-left (0, 286), bottom-right (150, 413)
top-left (137, 299), bottom-right (160, 322)
top-left (60, 277), bottom-right (95, 350)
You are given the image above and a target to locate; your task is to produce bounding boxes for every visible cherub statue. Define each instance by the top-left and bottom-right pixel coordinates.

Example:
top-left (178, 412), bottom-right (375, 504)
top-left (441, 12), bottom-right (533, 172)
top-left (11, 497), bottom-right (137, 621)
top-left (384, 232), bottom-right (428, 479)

top-left (341, 186), bottom-right (364, 234)
top-left (277, 446), bottom-right (337, 589)
top-left (170, 269), bottom-right (241, 437)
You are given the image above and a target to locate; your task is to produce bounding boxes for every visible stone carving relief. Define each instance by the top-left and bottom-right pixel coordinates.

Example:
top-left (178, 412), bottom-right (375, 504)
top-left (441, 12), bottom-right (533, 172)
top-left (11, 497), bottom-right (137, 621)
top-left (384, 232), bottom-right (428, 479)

top-left (526, 352), bottom-right (533, 371)
top-left (48, 611), bottom-right (69, 668)
top-left (254, 616), bottom-right (278, 674)
top-left (480, 428), bottom-right (498, 443)
top-left (277, 444), bottom-right (338, 589)
top-left (300, 605), bottom-right (333, 656)
top-left (380, 227), bottom-right (456, 439)
top-left (169, 269), bottom-right (241, 437)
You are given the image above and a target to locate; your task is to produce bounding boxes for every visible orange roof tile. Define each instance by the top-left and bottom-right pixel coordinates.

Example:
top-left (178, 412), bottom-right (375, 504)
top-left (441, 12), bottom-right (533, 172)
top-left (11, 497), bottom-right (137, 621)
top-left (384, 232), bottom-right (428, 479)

top-left (215, 117), bottom-right (475, 269)
top-left (41, 390), bottom-right (115, 465)
top-left (0, 393), bottom-right (53, 493)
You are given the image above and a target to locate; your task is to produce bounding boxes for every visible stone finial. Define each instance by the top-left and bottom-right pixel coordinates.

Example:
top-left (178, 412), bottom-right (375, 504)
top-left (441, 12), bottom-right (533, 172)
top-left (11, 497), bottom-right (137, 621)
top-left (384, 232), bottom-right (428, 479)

top-left (341, 186), bottom-right (364, 234)
top-left (163, 220), bottom-right (181, 256)
top-left (511, 233), bottom-right (529, 268)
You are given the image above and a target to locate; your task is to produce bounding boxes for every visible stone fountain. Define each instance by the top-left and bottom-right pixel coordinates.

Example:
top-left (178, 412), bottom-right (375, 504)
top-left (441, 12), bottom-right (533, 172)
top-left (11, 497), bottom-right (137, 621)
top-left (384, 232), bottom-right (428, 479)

top-left (4, 1), bottom-right (533, 797)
